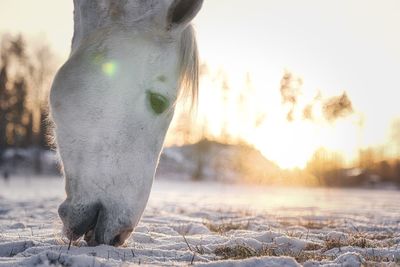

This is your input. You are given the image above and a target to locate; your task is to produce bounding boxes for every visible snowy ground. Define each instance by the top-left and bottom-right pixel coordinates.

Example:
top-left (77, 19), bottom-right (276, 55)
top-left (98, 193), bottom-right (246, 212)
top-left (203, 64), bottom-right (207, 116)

top-left (0, 176), bottom-right (400, 266)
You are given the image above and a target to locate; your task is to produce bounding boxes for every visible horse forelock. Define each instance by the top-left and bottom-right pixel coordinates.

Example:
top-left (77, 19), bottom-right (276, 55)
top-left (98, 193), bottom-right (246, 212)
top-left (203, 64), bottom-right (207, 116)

top-left (178, 25), bottom-right (199, 110)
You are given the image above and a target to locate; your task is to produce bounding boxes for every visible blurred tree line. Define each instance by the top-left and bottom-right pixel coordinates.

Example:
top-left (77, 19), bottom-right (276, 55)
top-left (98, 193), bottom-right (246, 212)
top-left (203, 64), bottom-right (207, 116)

top-left (281, 70), bottom-right (400, 187)
top-left (172, 67), bottom-right (400, 187)
top-left (0, 34), bottom-right (57, 172)
top-left (306, 146), bottom-right (400, 187)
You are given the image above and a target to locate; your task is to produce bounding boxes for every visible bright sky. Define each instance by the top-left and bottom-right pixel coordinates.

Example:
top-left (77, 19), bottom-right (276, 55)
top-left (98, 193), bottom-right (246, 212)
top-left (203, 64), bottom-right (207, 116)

top-left (1, 0), bottom-right (399, 168)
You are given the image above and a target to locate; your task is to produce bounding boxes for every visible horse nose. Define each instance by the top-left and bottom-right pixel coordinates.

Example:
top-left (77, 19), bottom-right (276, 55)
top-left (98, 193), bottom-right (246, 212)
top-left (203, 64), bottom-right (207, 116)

top-left (59, 200), bottom-right (134, 246)
top-left (58, 200), bottom-right (102, 241)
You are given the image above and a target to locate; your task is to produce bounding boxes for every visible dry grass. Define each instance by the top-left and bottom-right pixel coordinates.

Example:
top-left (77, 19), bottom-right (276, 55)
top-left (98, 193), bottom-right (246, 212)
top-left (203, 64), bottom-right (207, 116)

top-left (305, 242), bottom-right (323, 251)
top-left (348, 234), bottom-right (371, 248)
top-left (212, 226), bottom-right (399, 265)
top-left (214, 245), bottom-right (257, 260)
top-left (209, 215), bottom-right (398, 264)
top-left (323, 233), bottom-right (382, 253)
top-left (204, 220), bottom-right (249, 234)
top-left (278, 218), bottom-right (335, 230)
top-left (300, 220), bottom-right (330, 230)
top-left (214, 244), bottom-right (334, 263)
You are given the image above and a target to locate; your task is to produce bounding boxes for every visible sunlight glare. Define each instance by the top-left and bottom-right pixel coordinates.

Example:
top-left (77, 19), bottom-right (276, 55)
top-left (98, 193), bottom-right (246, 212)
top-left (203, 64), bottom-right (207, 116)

top-left (102, 61), bottom-right (118, 77)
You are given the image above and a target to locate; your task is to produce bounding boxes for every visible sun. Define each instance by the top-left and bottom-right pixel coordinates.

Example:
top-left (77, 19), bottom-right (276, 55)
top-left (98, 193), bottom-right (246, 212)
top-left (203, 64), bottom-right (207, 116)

top-left (250, 120), bottom-right (319, 169)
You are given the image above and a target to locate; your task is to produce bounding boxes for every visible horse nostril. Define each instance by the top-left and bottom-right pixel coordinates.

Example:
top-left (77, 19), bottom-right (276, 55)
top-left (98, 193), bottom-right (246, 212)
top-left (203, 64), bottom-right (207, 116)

top-left (110, 234), bottom-right (122, 246)
top-left (58, 200), bottom-right (103, 241)
top-left (109, 228), bottom-right (133, 246)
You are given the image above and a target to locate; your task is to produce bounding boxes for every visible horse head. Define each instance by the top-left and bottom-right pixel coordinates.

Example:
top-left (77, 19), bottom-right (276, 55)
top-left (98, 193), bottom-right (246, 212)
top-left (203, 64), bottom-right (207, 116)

top-left (50, 0), bottom-right (202, 246)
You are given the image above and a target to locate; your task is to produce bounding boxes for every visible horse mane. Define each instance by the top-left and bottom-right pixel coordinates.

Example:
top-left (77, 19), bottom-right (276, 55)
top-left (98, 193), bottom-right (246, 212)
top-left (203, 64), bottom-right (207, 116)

top-left (178, 25), bottom-right (199, 108)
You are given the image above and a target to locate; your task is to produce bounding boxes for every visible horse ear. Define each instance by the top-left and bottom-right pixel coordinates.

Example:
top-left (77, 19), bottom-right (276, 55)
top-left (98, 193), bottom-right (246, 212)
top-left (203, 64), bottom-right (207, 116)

top-left (166, 0), bottom-right (203, 31)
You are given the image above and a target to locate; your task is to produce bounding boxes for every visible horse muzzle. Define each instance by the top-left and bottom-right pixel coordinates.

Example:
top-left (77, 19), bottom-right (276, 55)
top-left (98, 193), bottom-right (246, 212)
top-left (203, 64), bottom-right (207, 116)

top-left (58, 199), bottom-right (134, 246)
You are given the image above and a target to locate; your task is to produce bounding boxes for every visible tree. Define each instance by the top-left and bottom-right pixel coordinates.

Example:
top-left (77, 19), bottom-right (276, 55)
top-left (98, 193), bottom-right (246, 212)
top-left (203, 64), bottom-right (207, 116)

top-left (322, 92), bottom-right (353, 122)
top-left (0, 59), bottom-right (9, 163)
top-left (0, 34), bottom-right (57, 173)
top-left (279, 70), bottom-right (303, 122)
top-left (306, 148), bottom-right (344, 185)
top-left (390, 119), bottom-right (400, 158)
top-left (358, 148), bottom-right (378, 170)
top-left (0, 35), bottom-right (30, 151)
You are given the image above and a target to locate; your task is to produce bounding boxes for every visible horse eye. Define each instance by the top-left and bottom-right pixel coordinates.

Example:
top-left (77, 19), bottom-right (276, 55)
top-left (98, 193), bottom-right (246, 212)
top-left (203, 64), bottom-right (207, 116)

top-left (149, 93), bottom-right (169, 114)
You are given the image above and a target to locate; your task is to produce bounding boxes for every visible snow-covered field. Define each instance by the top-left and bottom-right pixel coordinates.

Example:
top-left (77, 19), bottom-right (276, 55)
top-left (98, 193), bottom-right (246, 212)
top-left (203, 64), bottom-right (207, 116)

top-left (0, 176), bottom-right (400, 266)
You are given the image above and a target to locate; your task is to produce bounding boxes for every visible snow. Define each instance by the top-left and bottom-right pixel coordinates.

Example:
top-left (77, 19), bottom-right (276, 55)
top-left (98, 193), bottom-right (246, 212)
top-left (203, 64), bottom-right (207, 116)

top-left (303, 252), bottom-right (364, 267)
top-left (197, 256), bottom-right (301, 267)
top-left (1, 176), bottom-right (400, 266)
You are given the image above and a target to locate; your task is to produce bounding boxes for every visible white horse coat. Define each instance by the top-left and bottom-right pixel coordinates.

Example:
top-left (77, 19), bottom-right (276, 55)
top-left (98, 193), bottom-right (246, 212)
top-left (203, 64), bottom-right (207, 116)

top-left (50, 0), bottom-right (202, 246)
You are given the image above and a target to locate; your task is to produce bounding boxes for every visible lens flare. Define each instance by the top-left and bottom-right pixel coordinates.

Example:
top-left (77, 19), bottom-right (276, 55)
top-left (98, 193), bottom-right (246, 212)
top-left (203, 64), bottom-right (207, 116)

top-left (102, 61), bottom-right (118, 77)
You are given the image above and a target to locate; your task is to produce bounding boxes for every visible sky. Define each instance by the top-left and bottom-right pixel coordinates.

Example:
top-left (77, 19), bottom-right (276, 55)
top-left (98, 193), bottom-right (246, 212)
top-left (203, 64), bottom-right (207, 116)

top-left (1, 0), bottom-right (399, 168)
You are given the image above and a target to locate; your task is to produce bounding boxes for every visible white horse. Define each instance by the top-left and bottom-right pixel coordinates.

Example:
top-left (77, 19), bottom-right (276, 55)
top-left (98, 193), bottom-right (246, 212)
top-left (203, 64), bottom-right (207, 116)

top-left (50, 0), bottom-right (202, 246)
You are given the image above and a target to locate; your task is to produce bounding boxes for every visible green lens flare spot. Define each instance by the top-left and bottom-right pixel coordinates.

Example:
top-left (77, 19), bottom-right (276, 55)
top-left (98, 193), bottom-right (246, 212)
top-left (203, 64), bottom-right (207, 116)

top-left (102, 61), bottom-right (118, 77)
